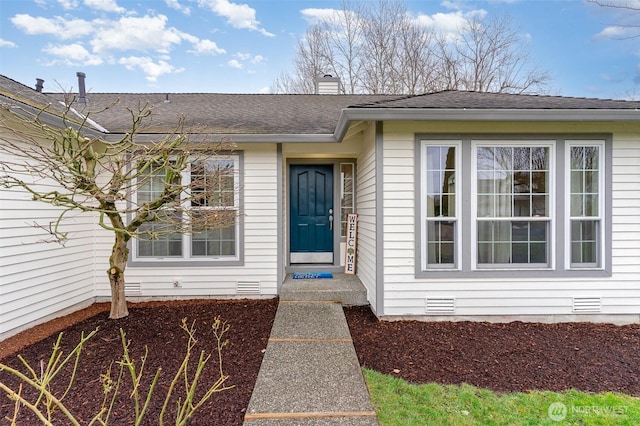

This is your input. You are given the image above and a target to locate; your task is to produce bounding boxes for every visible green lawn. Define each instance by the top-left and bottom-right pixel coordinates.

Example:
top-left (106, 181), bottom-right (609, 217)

top-left (364, 369), bottom-right (640, 426)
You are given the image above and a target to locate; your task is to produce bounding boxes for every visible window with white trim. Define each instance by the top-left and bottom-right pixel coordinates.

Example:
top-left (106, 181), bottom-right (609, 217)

top-left (134, 156), bottom-right (240, 262)
top-left (421, 143), bottom-right (460, 269)
top-left (568, 144), bottom-right (603, 268)
top-left (418, 137), bottom-right (608, 276)
top-left (474, 143), bottom-right (552, 268)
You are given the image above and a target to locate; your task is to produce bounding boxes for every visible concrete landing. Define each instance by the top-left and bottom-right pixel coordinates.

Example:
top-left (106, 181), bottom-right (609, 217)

top-left (243, 301), bottom-right (378, 425)
top-left (280, 273), bottom-right (368, 306)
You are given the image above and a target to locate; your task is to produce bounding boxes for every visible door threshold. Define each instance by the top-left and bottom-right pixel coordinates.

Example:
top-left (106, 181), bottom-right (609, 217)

top-left (285, 265), bottom-right (343, 274)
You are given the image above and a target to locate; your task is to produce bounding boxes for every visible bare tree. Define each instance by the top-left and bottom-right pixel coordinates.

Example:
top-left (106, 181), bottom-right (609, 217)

top-left (588, 0), bottom-right (640, 39)
top-left (0, 100), bottom-right (236, 319)
top-left (439, 14), bottom-right (551, 94)
top-left (273, 0), bottom-right (551, 95)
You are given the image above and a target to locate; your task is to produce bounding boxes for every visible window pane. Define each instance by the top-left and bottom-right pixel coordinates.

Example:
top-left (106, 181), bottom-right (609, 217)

top-left (137, 212), bottom-right (182, 257)
top-left (192, 159), bottom-right (235, 207)
top-left (193, 224), bottom-right (236, 257)
top-left (571, 220), bottom-right (598, 264)
top-left (425, 146), bottom-right (456, 218)
top-left (477, 220), bottom-right (548, 265)
top-left (137, 162), bottom-right (178, 205)
top-left (426, 221), bottom-right (455, 265)
top-left (340, 163), bottom-right (354, 236)
top-left (570, 146), bottom-right (600, 219)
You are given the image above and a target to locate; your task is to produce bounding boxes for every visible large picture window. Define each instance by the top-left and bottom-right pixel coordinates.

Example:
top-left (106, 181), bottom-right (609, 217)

top-left (418, 136), bottom-right (609, 276)
top-left (133, 155), bottom-right (240, 263)
top-left (475, 144), bottom-right (551, 267)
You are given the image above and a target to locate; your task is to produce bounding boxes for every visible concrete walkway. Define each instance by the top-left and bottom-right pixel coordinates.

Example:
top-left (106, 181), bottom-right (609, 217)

top-left (243, 299), bottom-right (378, 425)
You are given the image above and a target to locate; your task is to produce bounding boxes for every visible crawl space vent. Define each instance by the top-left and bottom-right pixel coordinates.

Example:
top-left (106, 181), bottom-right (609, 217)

top-left (425, 298), bottom-right (456, 314)
top-left (236, 281), bottom-right (261, 294)
top-left (573, 297), bottom-right (602, 313)
top-left (124, 282), bottom-right (141, 296)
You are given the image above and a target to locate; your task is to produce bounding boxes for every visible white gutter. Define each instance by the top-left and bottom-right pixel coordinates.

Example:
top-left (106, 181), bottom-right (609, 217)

top-left (334, 107), bottom-right (640, 141)
top-left (108, 133), bottom-right (340, 144)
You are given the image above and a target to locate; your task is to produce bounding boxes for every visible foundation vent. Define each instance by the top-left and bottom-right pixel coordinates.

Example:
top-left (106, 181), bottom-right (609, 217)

top-left (573, 297), bottom-right (601, 313)
top-left (125, 282), bottom-right (141, 296)
top-left (236, 281), bottom-right (261, 294)
top-left (425, 298), bottom-right (455, 314)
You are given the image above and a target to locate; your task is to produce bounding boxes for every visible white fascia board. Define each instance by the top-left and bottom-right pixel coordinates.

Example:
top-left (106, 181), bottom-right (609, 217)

top-left (1, 94), bottom-right (105, 139)
top-left (109, 133), bottom-right (339, 144)
top-left (335, 107), bottom-right (640, 141)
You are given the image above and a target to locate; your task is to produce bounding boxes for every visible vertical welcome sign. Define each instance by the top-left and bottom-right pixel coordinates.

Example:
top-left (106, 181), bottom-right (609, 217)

top-left (345, 213), bottom-right (358, 274)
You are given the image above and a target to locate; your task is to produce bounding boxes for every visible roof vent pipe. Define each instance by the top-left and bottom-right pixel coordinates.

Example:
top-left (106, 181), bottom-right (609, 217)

top-left (76, 71), bottom-right (87, 103)
top-left (35, 78), bottom-right (44, 93)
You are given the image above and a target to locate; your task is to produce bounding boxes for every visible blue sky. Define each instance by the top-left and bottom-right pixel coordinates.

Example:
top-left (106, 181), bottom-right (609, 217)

top-left (0, 0), bottom-right (639, 99)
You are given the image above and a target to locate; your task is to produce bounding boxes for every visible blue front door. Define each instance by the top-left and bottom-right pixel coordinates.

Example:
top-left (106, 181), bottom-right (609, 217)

top-left (290, 165), bottom-right (334, 263)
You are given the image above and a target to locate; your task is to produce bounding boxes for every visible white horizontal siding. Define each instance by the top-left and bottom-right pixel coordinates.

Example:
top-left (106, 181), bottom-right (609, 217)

top-left (355, 124), bottom-right (377, 310)
top-left (1, 145), bottom-right (96, 339)
top-left (380, 128), bottom-right (640, 319)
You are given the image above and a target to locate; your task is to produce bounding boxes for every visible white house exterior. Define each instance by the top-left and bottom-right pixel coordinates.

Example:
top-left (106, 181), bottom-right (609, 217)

top-left (2, 74), bottom-right (640, 340)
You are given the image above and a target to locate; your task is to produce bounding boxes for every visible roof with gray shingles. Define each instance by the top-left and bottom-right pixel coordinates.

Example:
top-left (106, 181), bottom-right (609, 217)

top-left (2, 74), bottom-right (640, 136)
top-left (54, 93), bottom-right (400, 134)
top-left (351, 90), bottom-right (640, 110)
top-left (0, 75), bottom-right (68, 116)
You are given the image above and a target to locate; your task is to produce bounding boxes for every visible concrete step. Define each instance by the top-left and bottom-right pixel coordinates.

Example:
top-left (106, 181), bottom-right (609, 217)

top-left (280, 273), bottom-right (368, 306)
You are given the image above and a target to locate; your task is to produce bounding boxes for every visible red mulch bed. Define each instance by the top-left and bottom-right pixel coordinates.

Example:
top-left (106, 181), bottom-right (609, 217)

top-left (0, 299), bottom-right (278, 426)
top-left (344, 305), bottom-right (640, 395)
top-left (3, 301), bottom-right (640, 426)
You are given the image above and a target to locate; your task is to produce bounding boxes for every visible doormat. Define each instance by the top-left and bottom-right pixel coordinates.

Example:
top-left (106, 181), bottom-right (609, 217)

top-left (292, 272), bottom-right (333, 279)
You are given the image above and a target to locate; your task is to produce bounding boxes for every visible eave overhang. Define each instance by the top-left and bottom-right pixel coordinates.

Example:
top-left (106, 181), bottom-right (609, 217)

top-left (104, 132), bottom-right (339, 144)
top-left (334, 107), bottom-right (640, 141)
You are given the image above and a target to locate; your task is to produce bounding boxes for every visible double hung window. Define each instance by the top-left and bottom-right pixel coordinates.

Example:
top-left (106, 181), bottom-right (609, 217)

top-left (419, 136), bottom-right (608, 276)
top-left (134, 155), bottom-right (240, 263)
top-left (475, 144), bottom-right (551, 267)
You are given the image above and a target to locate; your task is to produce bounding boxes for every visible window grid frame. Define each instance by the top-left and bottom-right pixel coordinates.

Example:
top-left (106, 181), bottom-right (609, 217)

top-left (471, 141), bottom-right (555, 270)
top-left (133, 155), bottom-right (241, 263)
top-left (566, 142), bottom-right (605, 269)
top-left (416, 134), bottom-right (610, 279)
top-left (421, 140), bottom-right (462, 271)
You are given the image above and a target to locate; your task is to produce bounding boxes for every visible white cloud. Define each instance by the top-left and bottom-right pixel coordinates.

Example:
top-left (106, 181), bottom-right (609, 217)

top-left (231, 52), bottom-right (265, 66)
top-left (11, 14), bottom-right (94, 40)
top-left (0, 38), bottom-right (17, 48)
top-left (43, 42), bottom-right (104, 65)
top-left (83, 0), bottom-right (126, 13)
top-left (300, 8), bottom-right (341, 24)
top-left (119, 56), bottom-right (184, 82)
top-left (413, 9), bottom-right (487, 43)
top-left (36, 0), bottom-right (79, 9)
top-left (198, 0), bottom-right (274, 37)
top-left (165, 0), bottom-right (191, 15)
top-left (91, 15), bottom-right (183, 54)
top-left (56, 0), bottom-right (80, 9)
top-left (594, 25), bottom-right (637, 39)
top-left (190, 39), bottom-right (226, 54)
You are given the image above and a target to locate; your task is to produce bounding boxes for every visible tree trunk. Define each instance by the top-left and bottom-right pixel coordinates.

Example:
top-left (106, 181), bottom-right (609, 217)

top-left (108, 231), bottom-right (130, 319)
